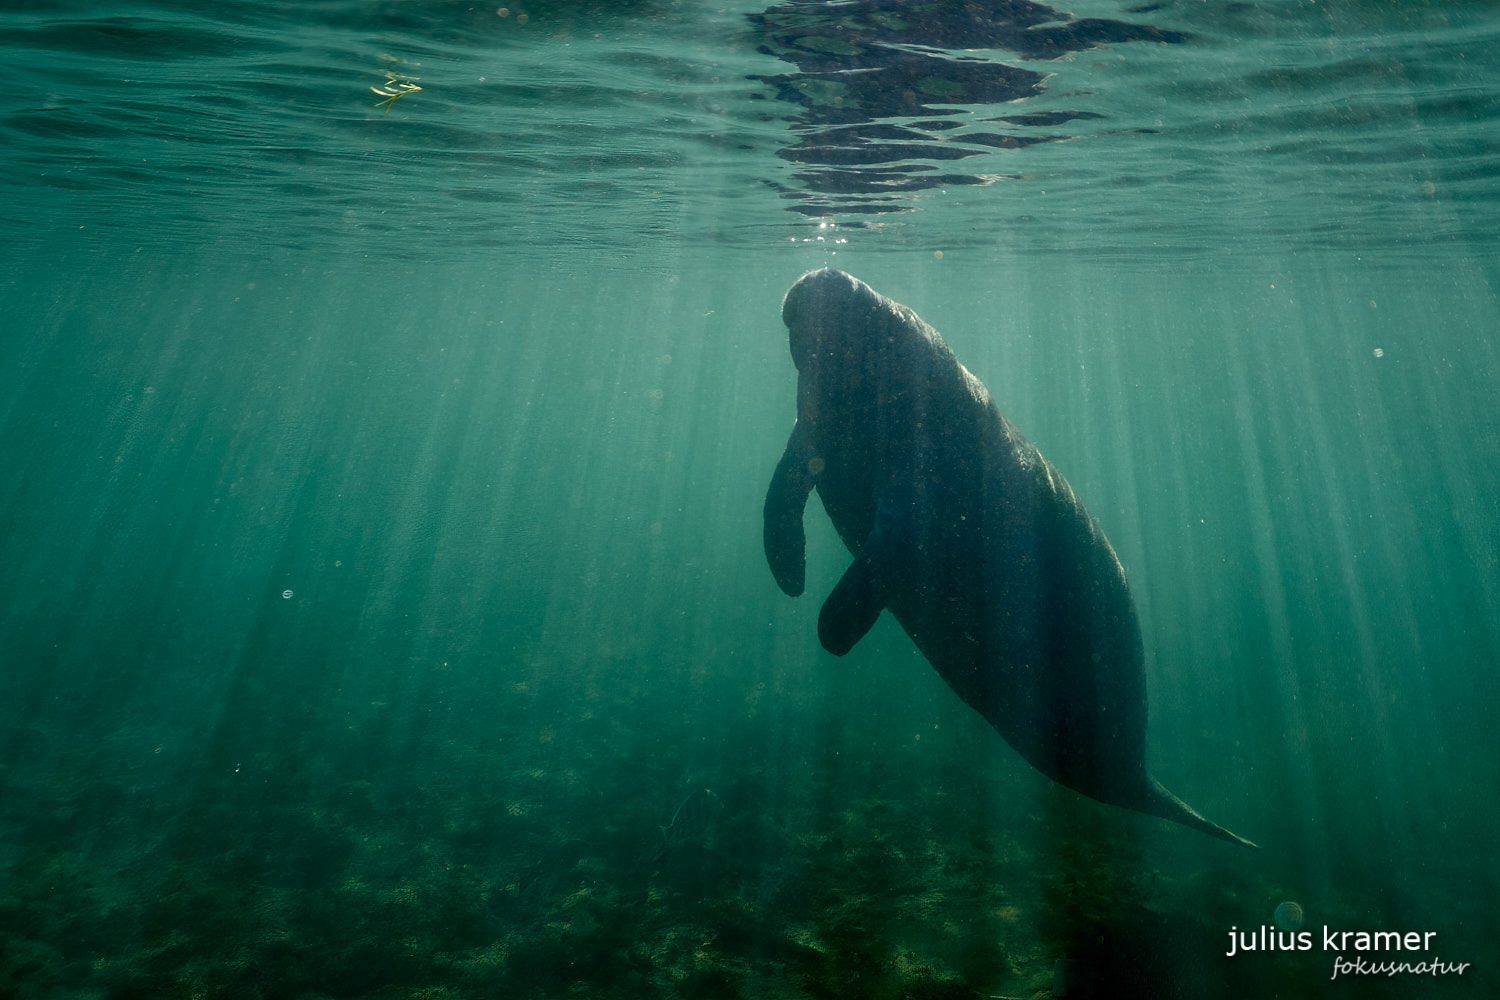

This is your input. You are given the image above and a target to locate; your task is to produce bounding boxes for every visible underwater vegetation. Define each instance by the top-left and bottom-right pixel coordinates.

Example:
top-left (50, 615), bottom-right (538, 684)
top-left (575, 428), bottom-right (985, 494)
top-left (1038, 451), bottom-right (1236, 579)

top-left (0, 649), bottom-right (1424, 1000)
top-left (371, 55), bottom-right (422, 115)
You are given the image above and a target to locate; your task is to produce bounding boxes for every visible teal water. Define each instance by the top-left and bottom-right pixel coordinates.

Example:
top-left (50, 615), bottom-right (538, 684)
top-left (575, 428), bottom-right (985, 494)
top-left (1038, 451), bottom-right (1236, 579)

top-left (2, 2), bottom-right (1497, 998)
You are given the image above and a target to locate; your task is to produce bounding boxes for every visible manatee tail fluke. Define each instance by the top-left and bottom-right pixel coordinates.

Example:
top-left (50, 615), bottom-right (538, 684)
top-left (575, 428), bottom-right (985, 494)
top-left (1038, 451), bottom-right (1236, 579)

top-left (1143, 777), bottom-right (1259, 849)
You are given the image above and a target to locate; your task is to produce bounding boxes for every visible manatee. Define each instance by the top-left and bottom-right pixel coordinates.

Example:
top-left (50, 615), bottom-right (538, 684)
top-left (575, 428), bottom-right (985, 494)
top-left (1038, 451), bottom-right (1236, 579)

top-left (764, 268), bottom-right (1255, 848)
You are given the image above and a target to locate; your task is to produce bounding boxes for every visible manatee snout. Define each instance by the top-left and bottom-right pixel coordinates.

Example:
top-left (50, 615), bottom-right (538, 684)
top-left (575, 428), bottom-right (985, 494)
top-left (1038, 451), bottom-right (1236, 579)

top-left (782, 268), bottom-right (879, 372)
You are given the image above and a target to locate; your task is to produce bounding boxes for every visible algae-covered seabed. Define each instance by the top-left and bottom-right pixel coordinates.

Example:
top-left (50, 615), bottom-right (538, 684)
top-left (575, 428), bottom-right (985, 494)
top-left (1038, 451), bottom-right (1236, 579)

top-left (1, 676), bottom-right (1301, 1000)
top-left (6, 688), bottom-right (1452, 1000)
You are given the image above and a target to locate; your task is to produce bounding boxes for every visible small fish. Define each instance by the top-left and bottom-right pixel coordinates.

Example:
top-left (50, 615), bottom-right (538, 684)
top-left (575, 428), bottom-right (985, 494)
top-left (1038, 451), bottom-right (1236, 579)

top-left (660, 787), bottom-right (723, 851)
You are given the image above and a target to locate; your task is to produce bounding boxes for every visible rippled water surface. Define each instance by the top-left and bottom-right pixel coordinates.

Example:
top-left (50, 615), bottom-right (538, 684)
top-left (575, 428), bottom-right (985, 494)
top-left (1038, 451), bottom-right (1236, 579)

top-left (4, 0), bottom-right (1498, 262)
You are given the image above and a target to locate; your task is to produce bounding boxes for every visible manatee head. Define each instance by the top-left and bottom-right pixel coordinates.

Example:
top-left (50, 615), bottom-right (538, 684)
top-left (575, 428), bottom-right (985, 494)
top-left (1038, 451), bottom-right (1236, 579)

top-left (781, 268), bottom-right (887, 373)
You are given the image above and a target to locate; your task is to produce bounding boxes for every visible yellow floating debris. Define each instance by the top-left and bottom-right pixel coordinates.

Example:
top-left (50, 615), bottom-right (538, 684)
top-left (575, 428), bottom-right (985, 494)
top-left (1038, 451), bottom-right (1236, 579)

top-left (372, 76), bottom-right (422, 115)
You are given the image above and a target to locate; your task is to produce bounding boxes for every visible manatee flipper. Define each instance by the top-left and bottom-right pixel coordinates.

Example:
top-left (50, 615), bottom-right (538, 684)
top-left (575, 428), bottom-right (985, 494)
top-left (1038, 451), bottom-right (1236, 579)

top-left (764, 421), bottom-right (819, 597)
top-left (1140, 778), bottom-right (1260, 849)
top-left (818, 495), bottom-right (909, 655)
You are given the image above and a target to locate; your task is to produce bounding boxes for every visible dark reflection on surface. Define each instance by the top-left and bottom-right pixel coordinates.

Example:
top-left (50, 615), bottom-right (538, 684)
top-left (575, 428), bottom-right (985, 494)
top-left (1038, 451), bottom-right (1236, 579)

top-left (748, 0), bottom-right (1187, 217)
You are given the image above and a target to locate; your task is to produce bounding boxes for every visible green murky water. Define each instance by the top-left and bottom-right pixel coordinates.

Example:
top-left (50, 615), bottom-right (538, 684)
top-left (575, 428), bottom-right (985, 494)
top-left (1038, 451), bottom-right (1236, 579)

top-left (2, 2), bottom-right (1496, 997)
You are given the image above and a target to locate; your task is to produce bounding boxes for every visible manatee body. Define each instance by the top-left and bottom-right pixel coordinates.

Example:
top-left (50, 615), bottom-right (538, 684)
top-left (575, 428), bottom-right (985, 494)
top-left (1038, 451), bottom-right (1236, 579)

top-left (764, 268), bottom-right (1254, 848)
